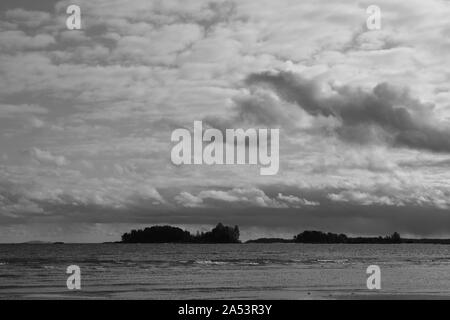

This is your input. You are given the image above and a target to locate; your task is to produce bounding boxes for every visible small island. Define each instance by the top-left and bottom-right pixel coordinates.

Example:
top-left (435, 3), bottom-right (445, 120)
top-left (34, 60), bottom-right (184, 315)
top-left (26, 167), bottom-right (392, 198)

top-left (120, 224), bottom-right (450, 244)
top-left (248, 230), bottom-right (402, 244)
top-left (121, 223), bottom-right (240, 243)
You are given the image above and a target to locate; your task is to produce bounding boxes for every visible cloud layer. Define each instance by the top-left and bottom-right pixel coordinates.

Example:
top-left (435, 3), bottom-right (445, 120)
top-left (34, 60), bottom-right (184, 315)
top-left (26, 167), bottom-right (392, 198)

top-left (0, 0), bottom-right (450, 241)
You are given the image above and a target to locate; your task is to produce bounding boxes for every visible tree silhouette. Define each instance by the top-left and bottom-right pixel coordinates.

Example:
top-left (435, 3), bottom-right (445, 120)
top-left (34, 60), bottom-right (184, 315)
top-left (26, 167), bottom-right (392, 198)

top-left (121, 226), bottom-right (192, 243)
top-left (293, 231), bottom-right (348, 243)
top-left (121, 223), bottom-right (240, 243)
top-left (389, 232), bottom-right (401, 243)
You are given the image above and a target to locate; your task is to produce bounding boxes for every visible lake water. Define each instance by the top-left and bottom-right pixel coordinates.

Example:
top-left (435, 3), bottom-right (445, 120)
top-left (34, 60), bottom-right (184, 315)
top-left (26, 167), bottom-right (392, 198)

top-left (1, 243), bottom-right (450, 299)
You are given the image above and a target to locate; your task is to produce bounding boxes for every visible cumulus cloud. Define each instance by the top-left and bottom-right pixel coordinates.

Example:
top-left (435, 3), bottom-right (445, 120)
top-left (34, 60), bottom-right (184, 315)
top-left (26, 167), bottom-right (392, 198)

top-left (174, 188), bottom-right (318, 208)
top-left (328, 190), bottom-right (402, 206)
top-left (0, 30), bottom-right (55, 51)
top-left (174, 191), bottom-right (204, 208)
top-left (134, 185), bottom-right (166, 204)
top-left (276, 193), bottom-right (319, 207)
top-left (244, 71), bottom-right (450, 152)
top-left (199, 187), bottom-right (283, 207)
top-left (26, 147), bottom-right (68, 166)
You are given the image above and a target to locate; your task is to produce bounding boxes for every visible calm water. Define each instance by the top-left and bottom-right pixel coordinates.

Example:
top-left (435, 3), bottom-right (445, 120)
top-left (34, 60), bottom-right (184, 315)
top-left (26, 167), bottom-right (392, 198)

top-left (1, 243), bottom-right (450, 299)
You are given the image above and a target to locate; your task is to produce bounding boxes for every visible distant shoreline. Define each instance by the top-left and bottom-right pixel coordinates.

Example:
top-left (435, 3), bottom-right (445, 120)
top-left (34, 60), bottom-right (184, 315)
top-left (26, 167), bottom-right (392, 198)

top-left (118, 223), bottom-right (450, 245)
top-left (6, 224), bottom-right (450, 245)
top-left (245, 237), bottom-right (450, 245)
top-left (4, 240), bottom-right (450, 245)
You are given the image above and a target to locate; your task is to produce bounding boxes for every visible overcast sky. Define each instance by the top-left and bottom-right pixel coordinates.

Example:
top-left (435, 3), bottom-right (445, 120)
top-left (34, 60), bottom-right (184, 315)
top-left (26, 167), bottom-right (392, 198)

top-left (1, 0), bottom-right (450, 242)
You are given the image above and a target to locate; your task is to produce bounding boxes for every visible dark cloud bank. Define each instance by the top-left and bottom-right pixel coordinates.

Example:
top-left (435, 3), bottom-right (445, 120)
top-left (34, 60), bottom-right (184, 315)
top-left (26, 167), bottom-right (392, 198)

top-left (244, 71), bottom-right (450, 153)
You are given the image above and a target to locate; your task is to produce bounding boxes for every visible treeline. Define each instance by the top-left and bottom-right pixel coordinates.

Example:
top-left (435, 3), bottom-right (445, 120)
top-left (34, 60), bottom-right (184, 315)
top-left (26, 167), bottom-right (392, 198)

top-left (247, 230), bottom-right (403, 243)
top-left (121, 223), bottom-right (240, 243)
top-left (293, 230), bottom-right (402, 244)
top-left (248, 231), bottom-right (450, 244)
top-left (121, 225), bottom-right (450, 244)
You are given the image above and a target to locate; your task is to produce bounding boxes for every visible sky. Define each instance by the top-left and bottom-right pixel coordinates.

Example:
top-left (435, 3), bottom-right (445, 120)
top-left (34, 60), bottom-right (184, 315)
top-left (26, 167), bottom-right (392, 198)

top-left (0, 0), bottom-right (450, 242)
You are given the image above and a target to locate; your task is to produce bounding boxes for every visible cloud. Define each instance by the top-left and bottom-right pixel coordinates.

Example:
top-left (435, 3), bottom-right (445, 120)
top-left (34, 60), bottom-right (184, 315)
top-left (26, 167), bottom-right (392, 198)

top-left (328, 190), bottom-right (402, 206)
top-left (26, 147), bottom-right (68, 166)
top-left (244, 71), bottom-right (450, 153)
top-left (0, 103), bottom-right (48, 117)
top-left (0, 30), bottom-right (55, 52)
top-left (174, 187), bottom-right (318, 208)
top-left (134, 185), bottom-right (166, 204)
top-left (199, 187), bottom-right (283, 207)
top-left (174, 191), bottom-right (204, 208)
top-left (276, 193), bottom-right (319, 207)
top-left (4, 8), bottom-right (52, 28)
top-left (0, 198), bottom-right (45, 218)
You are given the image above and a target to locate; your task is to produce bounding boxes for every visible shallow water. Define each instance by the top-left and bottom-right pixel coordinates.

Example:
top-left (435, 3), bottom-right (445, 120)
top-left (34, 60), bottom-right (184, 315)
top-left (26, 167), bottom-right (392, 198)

top-left (1, 243), bottom-right (450, 299)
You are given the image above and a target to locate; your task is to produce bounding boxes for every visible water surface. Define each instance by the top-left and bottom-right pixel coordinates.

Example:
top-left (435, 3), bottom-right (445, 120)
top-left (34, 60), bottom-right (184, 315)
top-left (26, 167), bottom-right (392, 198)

top-left (1, 243), bottom-right (449, 299)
